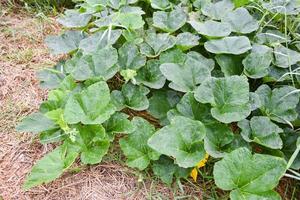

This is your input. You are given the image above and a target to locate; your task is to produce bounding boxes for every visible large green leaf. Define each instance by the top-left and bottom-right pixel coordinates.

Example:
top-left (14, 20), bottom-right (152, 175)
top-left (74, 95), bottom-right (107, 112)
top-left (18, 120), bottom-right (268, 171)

top-left (150, 0), bottom-right (170, 10)
top-left (45, 31), bottom-right (85, 55)
top-left (255, 84), bottom-right (300, 124)
top-left (135, 59), bottom-right (166, 89)
top-left (204, 122), bottom-right (234, 158)
top-left (274, 44), bottom-right (300, 68)
top-left (222, 7), bottom-right (259, 34)
top-left (213, 148), bottom-right (286, 200)
top-left (189, 20), bottom-right (231, 38)
top-left (215, 54), bottom-right (243, 76)
top-left (153, 8), bottom-right (187, 33)
top-left (79, 30), bottom-right (122, 54)
top-left (57, 10), bottom-right (92, 28)
top-left (152, 155), bottom-right (190, 185)
top-left (242, 44), bottom-right (273, 79)
top-left (148, 90), bottom-right (181, 125)
top-left (148, 116), bottom-right (206, 168)
top-left (119, 117), bottom-right (160, 170)
top-left (16, 112), bottom-right (58, 133)
top-left (23, 143), bottom-right (78, 190)
top-left (204, 36), bottom-right (252, 55)
top-left (201, 0), bottom-right (234, 20)
top-left (255, 30), bottom-right (291, 46)
top-left (64, 81), bottom-right (116, 124)
top-left (194, 76), bottom-right (251, 123)
top-left (115, 13), bottom-right (145, 30)
top-left (118, 42), bottom-right (146, 70)
top-left (160, 51), bottom-right (214, 92)
top-left (159, 48), bottom-right (186, 64)
top-left (111, 83), bottom-right (150, 111)
top-left (140, 32), bottom-right (176, 57)
top-left (238, 116), bottom-right (283, 149)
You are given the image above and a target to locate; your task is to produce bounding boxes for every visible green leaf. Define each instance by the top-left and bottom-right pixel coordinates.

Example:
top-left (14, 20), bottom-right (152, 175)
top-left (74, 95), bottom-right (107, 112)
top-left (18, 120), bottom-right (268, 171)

top-left (148, 90), bottom-right (181, 124)
top-left (255, 30), bottom-right (291, 46)
top-left (274, 44), bottom-right (300, 68)
top-left (153, 8), bottom-right (187, 33)
top-left (37, 62), bottom-right (66, 89)
top-left (242, 44), bottom-right (273, 79)
top-left (45, 31), bottom-right (85, 55)
top-left (103, 112), bottom-right (135, 140)
top-left (140, 32), bottom-right (176, 57)
top-left (281, 129), bottom-right (300, 169)
top-left (168, 92), bottom-right (214, 124)
top-left (222, 8), bottom-right (259, 34)
top-left (79, 30), bottom-right (122, 54)
top-left (64, 81), bottom-right (116, 124)
top-left (232, 0), bottom-right (250, 7)
top-left (152, 155), bottom-right (190, 185)
top-left (16, 112), bottom-right (58, 133)
top-left (75, 124), bottom-right (110, 164)
top-left (215, 54), bottom-right (243, 76)
top-left (57, 10), bottom-right (92, 28)
top-left (159, 48), bottom-right (186, 64)
top-left (136, 59), bottom-right (166, 89)
top-left (148, 116), bottom-right (206, 168)
top-left (204, 36), bottom-right (252, 55)
top-left (201, 0), bottom-right (234, 20)
top-left (176, 32), bottom-right (200, 51)
top-left (204, 122), bottom-right (234, 158)
top-left (116, 13), bottom-right (145, 30)
top-left (230, 190), bottom-right (281, 200)
top-left (213, 148), bottom-right (286, 200)
top-left (150, 0), bottom-right (170, 10)
top-left (111, 83), bottom-right (150, 111)
top-left (262, 0), bottom-right (300, 15)
top-left (119, 117), bottom-right (160, 170)
top-left (238, 116), bottom-right (283, 149)
top-left (23, 143), bottom-right (78, 190)
top-left (160, 51), bottom-right (214, 92)
top-left (194, 76), bottom-right (251, 123)
top-left (118, 42), bottom-right (146, 70)
top-left (189, 20), bottom-right (231, 38)
top-left (255, 84), bottom-right (300, 124)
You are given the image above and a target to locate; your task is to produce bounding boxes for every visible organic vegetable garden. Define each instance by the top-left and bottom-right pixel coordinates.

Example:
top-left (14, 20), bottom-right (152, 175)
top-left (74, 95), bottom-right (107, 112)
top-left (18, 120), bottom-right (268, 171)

top-left (13, 0), bottom-right (300, 199)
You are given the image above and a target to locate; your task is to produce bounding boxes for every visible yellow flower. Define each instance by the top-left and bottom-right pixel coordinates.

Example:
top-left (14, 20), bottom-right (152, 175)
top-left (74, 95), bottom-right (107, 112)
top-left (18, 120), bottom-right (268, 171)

top-left (190, 153), bottom-right (209, 182)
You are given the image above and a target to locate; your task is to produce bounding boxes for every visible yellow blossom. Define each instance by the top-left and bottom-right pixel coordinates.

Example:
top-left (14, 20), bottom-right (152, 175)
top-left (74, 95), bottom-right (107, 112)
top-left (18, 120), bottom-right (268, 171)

top-left (190, 153), bottom-right (209, 182)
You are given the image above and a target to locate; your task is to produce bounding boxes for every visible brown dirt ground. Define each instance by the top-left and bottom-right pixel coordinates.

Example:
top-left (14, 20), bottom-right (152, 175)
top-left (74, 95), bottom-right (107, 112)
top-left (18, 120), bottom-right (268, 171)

top-left (0, 7), bottom-right (206, 200)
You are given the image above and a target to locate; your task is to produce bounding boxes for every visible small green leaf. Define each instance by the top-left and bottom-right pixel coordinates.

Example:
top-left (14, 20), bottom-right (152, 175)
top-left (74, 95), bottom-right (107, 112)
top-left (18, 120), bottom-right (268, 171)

top-left (37, 62), bottom-right (66, 89)
top-left (150, 0), bottom-right (170, 10)
top-left (120, 117), bottom-right (160, 170)
top-left (153, 8), bottom-right (187, 33)
top-left (116, 13), bottom-right (145, 30)
top-left (238, 116), bottom-right (283, 149)
top-left (140, 32), bottom-right (176, 57)
top-left (148, 116), bottom-right (206, 168)
top-left (136, 59), bottom-right (166, 89)
top-left (111, 83), bottom-right (150, 111)
top-left (204, 36), bottom-right (252, 55)
top-left (255, 30), bottom-right (291, 46)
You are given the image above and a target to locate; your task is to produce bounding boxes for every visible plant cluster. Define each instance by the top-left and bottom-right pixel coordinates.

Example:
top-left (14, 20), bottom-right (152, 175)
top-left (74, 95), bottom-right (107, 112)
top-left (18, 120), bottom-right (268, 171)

top-left (17, 0), bottom-right (300, 199)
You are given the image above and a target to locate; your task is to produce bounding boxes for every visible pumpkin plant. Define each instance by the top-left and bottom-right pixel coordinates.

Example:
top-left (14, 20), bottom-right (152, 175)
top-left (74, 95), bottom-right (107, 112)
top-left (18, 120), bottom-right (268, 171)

top-left (17, 0), bottom-right (300, 199)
